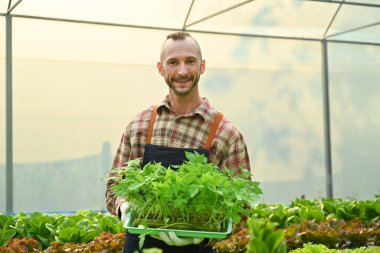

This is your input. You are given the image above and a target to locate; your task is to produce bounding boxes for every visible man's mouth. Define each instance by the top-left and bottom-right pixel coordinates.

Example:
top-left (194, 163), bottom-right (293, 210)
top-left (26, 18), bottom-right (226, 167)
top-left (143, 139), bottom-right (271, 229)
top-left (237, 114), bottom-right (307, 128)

top-left (172, 77), bottom-right (192, 83)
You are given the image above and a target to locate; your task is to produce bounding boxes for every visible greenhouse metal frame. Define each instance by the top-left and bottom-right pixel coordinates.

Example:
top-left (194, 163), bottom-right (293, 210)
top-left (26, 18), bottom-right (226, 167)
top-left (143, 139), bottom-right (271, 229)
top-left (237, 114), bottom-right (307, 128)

top-left (2, 0), bottom-right (380, 213)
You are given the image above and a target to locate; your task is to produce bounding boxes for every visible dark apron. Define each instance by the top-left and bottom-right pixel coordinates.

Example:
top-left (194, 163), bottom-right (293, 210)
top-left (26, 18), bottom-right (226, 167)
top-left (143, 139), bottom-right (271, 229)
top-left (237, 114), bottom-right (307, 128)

top-left (123, 106), bottom-right (223, 253)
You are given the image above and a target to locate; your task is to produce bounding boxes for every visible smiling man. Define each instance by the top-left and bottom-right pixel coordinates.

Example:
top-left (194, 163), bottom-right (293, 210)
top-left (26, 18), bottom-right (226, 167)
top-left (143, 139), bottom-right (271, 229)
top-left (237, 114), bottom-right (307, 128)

top-left (158, 32), bottom-right (204, 100)
top-left (106, 31), bottom-right (251, 253)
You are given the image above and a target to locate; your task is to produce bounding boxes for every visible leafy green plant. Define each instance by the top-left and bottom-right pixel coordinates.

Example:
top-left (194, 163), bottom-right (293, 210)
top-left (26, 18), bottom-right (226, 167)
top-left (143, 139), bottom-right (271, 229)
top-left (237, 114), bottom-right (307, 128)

top-left (52, 211), bottom-right (121, 245)
top-left (0, 237), bottom-right (40, 252)
top-left (284, 218), bottom-right (380, 250)
top-left (214, 213), bottom-right (380, 253)
top-left (98, 214), bottom-right (125, 234)
top-left (44, 232), bottom-right (125, 252)
top-left (246, 218), bottom-right (287, 253)
top-left (250, 196), bottom-right (380, 228)
top-left (213, 227), bottom-right (248, 253)
top-left (289, 243), bottom-right (380, 253)
top-left (140, 249), bottom-right (163, 253)
top-left (250, 203), bottom-right (301, 228)
top-left (0, 214), bottom-right (16, 247)
top-left (111, 152), bottom-right (262, 232)
top-left (0, 210), bottom-right (125, 250)
top-left (290, 199), bottom-right (325, 222)
top-left (322, 197), bottom-right (380, 222)
top-left (12, 212), bottom-right (56, 248)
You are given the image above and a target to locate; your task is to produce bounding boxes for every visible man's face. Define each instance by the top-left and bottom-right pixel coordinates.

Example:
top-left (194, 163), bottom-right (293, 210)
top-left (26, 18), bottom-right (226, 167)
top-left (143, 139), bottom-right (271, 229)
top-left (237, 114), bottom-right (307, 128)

top-left (157, 37), bottom-right (205, 96)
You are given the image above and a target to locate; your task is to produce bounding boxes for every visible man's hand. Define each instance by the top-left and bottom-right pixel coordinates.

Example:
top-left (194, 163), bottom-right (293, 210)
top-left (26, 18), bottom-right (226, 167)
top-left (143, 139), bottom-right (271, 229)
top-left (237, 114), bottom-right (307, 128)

top-left (119, 202), bottom-right (131, 224)
top-left (152, 231), bottom-right (203, 246)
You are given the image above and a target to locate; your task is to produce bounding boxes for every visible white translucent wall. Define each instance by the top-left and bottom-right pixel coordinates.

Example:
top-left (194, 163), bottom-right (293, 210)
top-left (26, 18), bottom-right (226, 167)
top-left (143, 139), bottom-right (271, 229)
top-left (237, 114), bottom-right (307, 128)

top-left (329, 43), bottom-right (380, 200)
top-left (10, 18), bottom-right (168, 212)
top-left (198, 34), bottom-right (326, 203)
top-left (0, 17), bottom-right (5, 213)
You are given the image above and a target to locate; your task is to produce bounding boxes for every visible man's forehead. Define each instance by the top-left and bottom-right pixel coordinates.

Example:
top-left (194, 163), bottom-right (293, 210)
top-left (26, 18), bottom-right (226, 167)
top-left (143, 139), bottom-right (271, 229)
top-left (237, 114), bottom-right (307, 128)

top-left (161, 39), bottom-right (201, 61)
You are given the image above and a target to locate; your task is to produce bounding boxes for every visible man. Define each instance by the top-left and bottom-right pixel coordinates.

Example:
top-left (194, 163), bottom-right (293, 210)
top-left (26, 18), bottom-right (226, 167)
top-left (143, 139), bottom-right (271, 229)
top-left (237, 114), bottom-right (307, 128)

top-left (106, 31), bottom-right (251, 253)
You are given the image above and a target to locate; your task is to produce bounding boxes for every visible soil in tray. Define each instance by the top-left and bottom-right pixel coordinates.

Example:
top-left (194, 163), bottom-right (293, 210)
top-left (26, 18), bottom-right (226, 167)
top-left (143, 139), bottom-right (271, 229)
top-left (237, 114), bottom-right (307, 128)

top-left (132, 218), bottom-right (224, 232)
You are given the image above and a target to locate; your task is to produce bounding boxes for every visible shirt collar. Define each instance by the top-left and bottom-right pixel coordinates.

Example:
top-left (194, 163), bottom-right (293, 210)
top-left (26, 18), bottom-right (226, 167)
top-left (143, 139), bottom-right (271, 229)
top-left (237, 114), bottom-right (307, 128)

top-left (157, 95), bottom-right (214, 122)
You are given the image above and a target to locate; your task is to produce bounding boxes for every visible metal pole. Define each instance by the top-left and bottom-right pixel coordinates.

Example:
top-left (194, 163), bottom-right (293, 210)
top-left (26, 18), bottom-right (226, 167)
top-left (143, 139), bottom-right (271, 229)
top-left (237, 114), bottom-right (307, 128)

top-left (321, 40), bottom-right (334, 198)
top-left (9, 14), bottom-right (380, 46)
top-left (5, 14), bottom-right (13, 214)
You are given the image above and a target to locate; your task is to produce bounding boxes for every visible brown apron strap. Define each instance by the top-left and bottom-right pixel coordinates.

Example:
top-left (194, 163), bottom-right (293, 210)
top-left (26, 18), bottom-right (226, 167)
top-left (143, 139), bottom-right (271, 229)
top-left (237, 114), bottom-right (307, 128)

top-left (146, 105), bottom-right (158, 145)
top-left (203, 112), bottom-right (223, 150)
top-left (147, 107), bottom-right (222, 149)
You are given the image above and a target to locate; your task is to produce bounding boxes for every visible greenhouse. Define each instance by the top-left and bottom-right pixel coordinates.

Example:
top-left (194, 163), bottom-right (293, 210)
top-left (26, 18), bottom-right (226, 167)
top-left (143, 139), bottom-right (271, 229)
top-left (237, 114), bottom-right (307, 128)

top-left (1, 0), bottom-right (379, 252)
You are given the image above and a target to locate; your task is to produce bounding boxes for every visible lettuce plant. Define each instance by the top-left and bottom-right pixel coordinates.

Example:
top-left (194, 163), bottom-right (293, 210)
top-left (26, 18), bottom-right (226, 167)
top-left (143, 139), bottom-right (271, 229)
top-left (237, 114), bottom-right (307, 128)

top-left (289, 243), bottom-right (380, 253)
top-left (0, 214), bottom-right (17, 247)
top-left (246, 218), bottom-right (287, 253)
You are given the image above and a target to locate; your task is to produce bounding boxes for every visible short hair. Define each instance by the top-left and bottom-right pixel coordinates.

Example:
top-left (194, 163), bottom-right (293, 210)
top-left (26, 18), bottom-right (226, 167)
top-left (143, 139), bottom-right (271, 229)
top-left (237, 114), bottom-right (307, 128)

top-left (160, 31), bottom-right (202, 61)
top-left (166, 31), bottom-right (192, 41)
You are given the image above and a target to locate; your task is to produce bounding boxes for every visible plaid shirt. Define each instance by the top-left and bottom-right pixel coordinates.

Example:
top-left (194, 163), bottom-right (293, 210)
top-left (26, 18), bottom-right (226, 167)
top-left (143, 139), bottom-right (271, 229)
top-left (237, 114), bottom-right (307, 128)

top-left (106, 96), bottom-right (251, 216)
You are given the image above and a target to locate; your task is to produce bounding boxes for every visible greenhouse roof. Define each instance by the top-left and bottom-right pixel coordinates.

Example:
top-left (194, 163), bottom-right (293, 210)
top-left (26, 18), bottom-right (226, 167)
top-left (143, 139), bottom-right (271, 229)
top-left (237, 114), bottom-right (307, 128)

top-left (1, 0), bottom-right (380, 45)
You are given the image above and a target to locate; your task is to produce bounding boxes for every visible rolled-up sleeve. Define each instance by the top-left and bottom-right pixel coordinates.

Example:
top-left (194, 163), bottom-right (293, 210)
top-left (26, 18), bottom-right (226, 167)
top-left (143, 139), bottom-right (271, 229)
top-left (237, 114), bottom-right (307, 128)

top-left (223, 131), bottom-right (251, 176)
top-left (105, 128), bottom-right (131, 216)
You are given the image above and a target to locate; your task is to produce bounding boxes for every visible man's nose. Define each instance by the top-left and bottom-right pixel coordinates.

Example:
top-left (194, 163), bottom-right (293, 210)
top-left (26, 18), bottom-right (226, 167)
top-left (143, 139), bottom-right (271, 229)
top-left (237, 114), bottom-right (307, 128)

top-left (177, 63), bottom-right (188, 75)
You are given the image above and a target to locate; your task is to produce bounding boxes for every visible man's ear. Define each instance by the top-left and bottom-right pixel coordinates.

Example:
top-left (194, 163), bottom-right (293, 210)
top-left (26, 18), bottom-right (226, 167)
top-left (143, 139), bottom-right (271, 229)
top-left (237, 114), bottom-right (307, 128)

top-left (157, 62), bottom-right (164, 76)
top-left (200, 59), bottom-right (206, 74)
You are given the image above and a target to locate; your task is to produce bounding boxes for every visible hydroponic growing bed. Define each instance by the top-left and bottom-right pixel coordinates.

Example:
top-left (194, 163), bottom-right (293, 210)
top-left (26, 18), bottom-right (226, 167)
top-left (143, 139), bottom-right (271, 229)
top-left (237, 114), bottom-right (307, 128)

top-left (1, 197), bottom-right (379, 252)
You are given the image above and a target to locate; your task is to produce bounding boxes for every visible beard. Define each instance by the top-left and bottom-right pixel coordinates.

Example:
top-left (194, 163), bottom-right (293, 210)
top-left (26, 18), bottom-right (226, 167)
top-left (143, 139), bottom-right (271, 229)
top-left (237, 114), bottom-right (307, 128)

top-left (165, 74), bottom-right (200, 96)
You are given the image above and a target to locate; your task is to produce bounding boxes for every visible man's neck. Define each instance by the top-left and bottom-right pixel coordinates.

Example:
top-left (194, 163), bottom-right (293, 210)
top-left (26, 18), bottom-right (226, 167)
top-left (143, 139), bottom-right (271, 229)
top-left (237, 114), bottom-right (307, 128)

top-left (168, 94), bottom-right (203, 116)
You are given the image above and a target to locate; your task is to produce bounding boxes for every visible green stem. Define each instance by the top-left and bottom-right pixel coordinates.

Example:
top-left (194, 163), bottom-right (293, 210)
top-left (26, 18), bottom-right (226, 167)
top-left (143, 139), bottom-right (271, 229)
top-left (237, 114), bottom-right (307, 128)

top-left (206, 195), bottom-right (219, 225)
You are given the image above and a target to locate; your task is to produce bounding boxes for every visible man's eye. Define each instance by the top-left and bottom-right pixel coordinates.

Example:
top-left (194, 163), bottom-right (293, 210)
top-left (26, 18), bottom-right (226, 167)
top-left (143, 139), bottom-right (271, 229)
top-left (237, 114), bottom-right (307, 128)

top-left (167, 61), bottom-right (177, 65)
